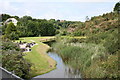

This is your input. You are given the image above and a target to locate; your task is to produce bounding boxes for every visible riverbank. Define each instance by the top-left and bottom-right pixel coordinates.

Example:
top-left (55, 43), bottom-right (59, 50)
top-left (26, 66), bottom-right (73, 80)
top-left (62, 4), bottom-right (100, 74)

top-left (16, 37), bottom-right (56, 77)
top-left (52, 30), bottom-right (119, 78)
top-left (33, 52), bottom-right (81, 78)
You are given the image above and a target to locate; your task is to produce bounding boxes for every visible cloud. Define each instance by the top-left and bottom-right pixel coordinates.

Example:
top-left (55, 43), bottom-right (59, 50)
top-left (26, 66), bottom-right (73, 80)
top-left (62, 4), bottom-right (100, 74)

top-left (70, 0), bottom-right (119, 2)
top-left (1, 0), bottom-right (119, 2)
top-left (24, 10), bottom-right (32, 16)
top-left (0, 1), bottom-right (18, 14)
top-left (37, 9), bottom-right (64, 20)
top-left (0, 0), bottom-right (117, 21)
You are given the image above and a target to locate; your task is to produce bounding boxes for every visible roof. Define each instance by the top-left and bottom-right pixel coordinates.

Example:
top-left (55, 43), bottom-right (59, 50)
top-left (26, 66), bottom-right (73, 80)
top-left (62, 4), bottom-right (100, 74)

top-left (4, 18), bottom-right (18, 26)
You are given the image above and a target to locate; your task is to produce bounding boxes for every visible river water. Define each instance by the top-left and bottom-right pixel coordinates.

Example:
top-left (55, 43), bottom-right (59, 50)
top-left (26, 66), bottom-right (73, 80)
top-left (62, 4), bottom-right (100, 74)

top-left (33, 52), bottom-right (81, 78)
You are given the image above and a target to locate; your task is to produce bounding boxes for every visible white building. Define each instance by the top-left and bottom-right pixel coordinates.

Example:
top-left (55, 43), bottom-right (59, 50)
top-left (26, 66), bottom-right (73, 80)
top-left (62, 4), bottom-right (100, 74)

top-left (4, 18), bottom-right (18, 26)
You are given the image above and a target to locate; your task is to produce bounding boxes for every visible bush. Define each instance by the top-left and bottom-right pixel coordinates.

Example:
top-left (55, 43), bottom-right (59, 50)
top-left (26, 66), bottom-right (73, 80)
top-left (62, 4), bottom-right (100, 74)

top-left (9, 32), bottom-right (19, 40)
top-left (2, 41), bottom-right (20, 51)
top-left (2, 40), bottom-right (32, 79)
top-left (84, 50), bottom-right (119, 78)
top-left (103, 29), bottom-right (118, 54)
top-left (73, 30), bottom-right (85, 36)
top-left (4, 22), bottom-right (19, 40)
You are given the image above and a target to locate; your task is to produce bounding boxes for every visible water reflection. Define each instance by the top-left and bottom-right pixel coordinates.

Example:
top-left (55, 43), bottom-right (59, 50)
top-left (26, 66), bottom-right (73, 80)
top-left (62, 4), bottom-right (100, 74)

top-left (33, 52), bottom-right (81, 78)
top-left (65, 67), bottom-right (81, 78)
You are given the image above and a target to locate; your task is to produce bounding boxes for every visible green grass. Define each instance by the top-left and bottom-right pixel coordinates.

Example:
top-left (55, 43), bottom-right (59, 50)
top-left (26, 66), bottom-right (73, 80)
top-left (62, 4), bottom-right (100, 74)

top-left (61, 36), bottom-right (86, 39)
top-left (16, 37), bottom-right (56, 77)
top-left (16, 36), bottom-right (55, 43)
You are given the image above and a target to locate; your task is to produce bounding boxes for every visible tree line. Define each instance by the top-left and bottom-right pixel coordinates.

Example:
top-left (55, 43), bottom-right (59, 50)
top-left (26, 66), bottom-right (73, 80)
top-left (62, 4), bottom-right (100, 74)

top-left (1, 14), bottom-right (81, 40)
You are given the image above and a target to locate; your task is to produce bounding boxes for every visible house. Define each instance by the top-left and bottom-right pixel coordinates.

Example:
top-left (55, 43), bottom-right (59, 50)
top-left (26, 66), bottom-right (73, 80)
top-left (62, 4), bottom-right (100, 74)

top-left (4, 18), bottom-right (18, 26)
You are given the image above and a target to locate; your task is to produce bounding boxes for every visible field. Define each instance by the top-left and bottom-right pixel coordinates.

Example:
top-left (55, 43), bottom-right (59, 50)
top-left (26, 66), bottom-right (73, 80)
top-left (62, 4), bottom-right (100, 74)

top-left (16, 37), bottom-right (56, 77)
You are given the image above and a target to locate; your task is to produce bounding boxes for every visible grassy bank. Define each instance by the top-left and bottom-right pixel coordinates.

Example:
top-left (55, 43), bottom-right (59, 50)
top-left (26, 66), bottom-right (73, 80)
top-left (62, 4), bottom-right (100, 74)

top-left (16, 37), bottom-right (56, 77)
top-left (53, 41), bottom-right (107, 77)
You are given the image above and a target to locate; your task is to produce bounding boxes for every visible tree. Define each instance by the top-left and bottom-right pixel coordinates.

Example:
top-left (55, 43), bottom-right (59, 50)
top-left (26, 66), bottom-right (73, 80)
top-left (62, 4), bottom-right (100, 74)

top-left (22, 16), bottom-right (32, 21)
top-left (85, 16), bottom-right (90, 21)
top-left (26, 20), bottom-right (36, 36)
top-left (9, 32), bottom-right (19, 40)
top-left (19, 16), bottom-right (32, 26)
top-left (1, 25), bottom-right (7, 35)
top-left (5, 22), bottom-right (19, 40)
top-left (5, 23), bottom-right (16, 34)
top-left (12, 16), bottom-right (19, 20)
top-left (2, 14), bottom-right (11, 21)
top-left (114, 2), bottom-right (120, 12)
top-left (2, 40), bottom-right (32, 79)
top-left (37, 21), bottom-right (56, 36)
top-left (49, 19), bottom-right (55, 23)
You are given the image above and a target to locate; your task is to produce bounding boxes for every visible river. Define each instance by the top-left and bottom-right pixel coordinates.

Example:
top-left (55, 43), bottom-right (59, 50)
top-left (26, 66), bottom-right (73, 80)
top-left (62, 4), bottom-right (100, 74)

top-left (33, 52), bottom-right (81, 78)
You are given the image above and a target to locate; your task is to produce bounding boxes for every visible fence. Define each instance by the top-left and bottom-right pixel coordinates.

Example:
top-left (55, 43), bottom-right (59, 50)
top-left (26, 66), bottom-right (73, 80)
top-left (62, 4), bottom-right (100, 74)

top-left (0, 66), bottom-right (23, 80)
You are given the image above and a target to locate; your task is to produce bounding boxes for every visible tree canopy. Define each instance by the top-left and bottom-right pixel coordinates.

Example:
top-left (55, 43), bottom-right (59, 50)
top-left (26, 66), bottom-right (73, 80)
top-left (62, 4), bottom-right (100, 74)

top-left (114, 2), bottom-right (120, 12)
top-left (5, 22), bottom-right (19, 40)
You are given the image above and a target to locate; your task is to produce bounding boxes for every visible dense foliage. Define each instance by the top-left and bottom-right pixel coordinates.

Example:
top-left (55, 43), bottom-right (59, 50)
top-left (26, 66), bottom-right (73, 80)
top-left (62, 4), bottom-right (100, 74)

top-left (4, 22), bottom-right (19, 40)
top-left (1, 14), bottom-right (81, 39)
top-left (1, 14), bottom-right (19, 22)
top-left (2, 40), bottom-right (32, 79)
top-left (114, 2), bottom-right (120, 12)
top-left (17, 16), bottom-right (56, 37)
top-left (2, 16), bottom-right (57, 38)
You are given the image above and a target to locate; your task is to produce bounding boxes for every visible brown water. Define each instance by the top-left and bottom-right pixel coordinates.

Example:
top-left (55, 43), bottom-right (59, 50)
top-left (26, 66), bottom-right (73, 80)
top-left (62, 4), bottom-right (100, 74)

top-left (33, 52), bottom-right (82, 78)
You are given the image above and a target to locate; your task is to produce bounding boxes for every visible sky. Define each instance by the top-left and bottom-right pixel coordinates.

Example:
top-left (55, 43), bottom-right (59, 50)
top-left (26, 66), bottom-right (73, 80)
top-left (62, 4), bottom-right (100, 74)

top-left (0, 0), bottom-right (119, 22)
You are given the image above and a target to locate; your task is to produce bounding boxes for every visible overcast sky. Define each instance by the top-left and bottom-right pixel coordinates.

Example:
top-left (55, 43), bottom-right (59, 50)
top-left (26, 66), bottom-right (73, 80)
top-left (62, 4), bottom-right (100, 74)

top-left (0, 0), bottom-right (119, 22)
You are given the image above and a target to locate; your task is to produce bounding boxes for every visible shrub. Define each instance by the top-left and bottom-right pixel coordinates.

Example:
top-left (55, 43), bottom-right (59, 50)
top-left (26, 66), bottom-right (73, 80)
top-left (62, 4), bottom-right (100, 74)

top-left (103, 29), bottom-right (118, 54)
top-left (9, 32), bottom-right (19, 40)
top-left (2, 40), bottom-right (32, 79)
top-left (73, 30), bottom-right (85, 36)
